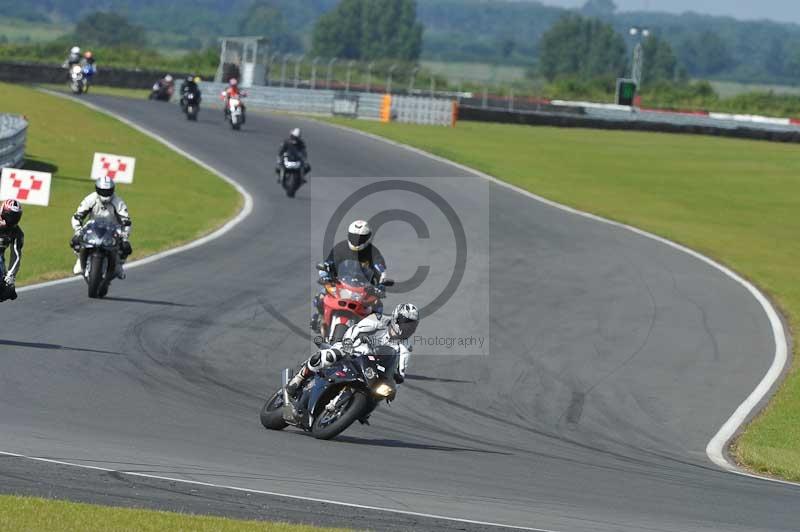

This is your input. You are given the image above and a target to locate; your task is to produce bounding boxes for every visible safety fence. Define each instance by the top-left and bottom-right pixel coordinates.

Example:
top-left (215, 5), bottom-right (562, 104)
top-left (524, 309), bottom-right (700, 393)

top-left (0, 114), bottom-right (27, 169)
top-left (198, 82), bottom-right (455, 126)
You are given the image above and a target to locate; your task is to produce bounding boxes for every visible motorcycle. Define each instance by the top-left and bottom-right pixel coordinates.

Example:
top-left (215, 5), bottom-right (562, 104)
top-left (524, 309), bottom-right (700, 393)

top-left (318, 259), bottom-right (393, 342)
top-left (278, 146), bottom-right (306, 198)
top-left (181, 91), bottom-right (200, 121)
top-left (74, 219), bottom-right (125, 298)
top-left (68, 64), bottom-right (86, 95)
top-left (227, 96), bottom-right (245, 130)
top-left (149, 82), bottom-right (174, 101)
top-left (261, 343), bottom-right (401, 440)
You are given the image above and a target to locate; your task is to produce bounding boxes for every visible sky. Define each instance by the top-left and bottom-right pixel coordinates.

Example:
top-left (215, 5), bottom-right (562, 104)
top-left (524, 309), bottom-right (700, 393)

top-left (538, 0), bottom-right (800, 25)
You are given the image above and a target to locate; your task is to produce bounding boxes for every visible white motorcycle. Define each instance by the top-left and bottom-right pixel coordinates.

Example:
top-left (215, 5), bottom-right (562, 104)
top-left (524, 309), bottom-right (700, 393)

top-left (69, 64), bottom-right (85, 95)
top-left (227, 96), bottom-right (245, 130)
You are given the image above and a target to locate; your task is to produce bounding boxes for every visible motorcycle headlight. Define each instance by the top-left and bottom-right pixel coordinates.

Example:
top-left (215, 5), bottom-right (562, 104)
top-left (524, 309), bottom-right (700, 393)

top-left (374, 383), bottom-right (394, 397)
top-left (339, 288), bottom-right (352, 300)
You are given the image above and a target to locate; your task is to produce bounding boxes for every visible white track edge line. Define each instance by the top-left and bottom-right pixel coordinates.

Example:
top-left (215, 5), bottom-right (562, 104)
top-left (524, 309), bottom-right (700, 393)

top-left (6, 92), bottom-right (559, 530)
top-left (0, 451), bottom-right (555, 532)
top-left (316, 119), bottom-right (795, 487)
top-left (18, 89), bottom-right (254, 294)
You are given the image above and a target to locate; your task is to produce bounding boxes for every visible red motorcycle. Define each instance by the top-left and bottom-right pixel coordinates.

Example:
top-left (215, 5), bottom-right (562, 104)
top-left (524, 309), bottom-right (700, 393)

top-left (317, 259), bottom-right (393, 342)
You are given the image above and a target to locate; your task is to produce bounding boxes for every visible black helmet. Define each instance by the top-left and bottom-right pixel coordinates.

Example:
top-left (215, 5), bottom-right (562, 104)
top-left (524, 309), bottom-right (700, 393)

top-left (0, 199), bottom-right (22, 227)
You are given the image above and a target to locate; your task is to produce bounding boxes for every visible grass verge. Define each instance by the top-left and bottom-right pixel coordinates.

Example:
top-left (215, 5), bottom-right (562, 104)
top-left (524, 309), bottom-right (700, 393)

top-left (0, 81), bottom-right (240, 285)
top-left (322, 117), bottom-right (800, 481)
top-left (0, 495), bottom-right (350, 532)
top-left (39, 83), bottom-right (151, 100)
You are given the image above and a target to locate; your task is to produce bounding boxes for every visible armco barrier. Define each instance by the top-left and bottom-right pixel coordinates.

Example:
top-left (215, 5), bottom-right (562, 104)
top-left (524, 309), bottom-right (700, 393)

top-left (459, 105), bottom-right (800, 143)
top-left (0, 114), bottom-right (27, 169)
top-left (198, 82), bottom-right (454, 125)
top-left (391, 95), bottom-right (455, 126)
top-left (0, 61), bottom-right (188, 89)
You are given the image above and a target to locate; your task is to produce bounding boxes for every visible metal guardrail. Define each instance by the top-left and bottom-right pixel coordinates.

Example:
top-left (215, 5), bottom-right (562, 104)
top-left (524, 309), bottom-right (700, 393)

top-left (198, 82), bottom-right (386, 120)
top-left (0, 114), bottom-right (27, 169)
top-left (580, 106), bottom-right (800, 134)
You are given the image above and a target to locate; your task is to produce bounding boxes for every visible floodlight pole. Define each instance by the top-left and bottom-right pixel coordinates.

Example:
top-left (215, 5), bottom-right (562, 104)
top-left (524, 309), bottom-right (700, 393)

top-left (326, 57), bottom-right (337, 89)
top-left (386, 64), bottom-right (397, 94)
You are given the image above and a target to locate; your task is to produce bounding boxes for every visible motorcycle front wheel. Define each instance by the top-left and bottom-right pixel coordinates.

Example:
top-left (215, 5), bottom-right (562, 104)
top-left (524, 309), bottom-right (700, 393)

top-left (87, 253), bottom-right (105, 298)
top-left (260, 389), bottom-right (289, 430)
top-left (311, 388), bottom-right (369, 440)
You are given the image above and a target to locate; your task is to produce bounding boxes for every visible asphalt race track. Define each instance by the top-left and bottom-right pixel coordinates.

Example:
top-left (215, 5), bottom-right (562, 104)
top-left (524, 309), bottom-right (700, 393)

top-left (1, 94), bottom-right (798, 531)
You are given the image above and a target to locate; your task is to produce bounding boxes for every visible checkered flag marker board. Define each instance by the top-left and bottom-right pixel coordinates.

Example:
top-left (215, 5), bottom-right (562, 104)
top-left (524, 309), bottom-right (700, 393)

top-left (90, 152), bottom-right (136, 184)
top-left (0, 168), bottom-right (52, 206)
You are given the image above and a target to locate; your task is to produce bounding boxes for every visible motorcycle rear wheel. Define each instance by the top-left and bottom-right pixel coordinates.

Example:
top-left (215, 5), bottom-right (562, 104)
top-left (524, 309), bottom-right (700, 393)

top-left (260, 389), bottom-right (289, 430)
top-left (311, 389), bottom-right (369, 440)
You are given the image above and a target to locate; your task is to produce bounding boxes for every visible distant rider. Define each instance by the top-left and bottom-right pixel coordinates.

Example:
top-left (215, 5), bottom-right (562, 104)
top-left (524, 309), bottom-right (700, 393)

top-left (310, 220), bottom-right (387, 332)
top-left (275, 128), bottom-right (310, 183)
top-left (70, 177), bottom-right (132, 279)
top-left (63, 46), bottom-right (81, 68)
top-left (221, 78), bottom-right (246, 122)
top-left (179, 73), bottom-right (201, 110)
top-left (0, 199), bottom-right (24, 302)
top-left (287, 303), bottom-right (419, 398)
top-left (152, 74), bottom-right (174, 100)
top-left (82, 50), bottom-right (96, 78)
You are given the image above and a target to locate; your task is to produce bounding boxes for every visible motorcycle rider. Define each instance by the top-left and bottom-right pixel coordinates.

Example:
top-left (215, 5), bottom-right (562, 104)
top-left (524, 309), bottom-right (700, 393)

top-left (152, 74), bottom-right (174, 100)
top-left (275, 128), bottom-right (310, 183)
top-left (70, 177), bottom-right (132, 279)
top-left (0, 199), bottom-right (24, 302)
top-left (83, 51), bottom-right (96, 74)
top-left (287, 303), bottom-right (419, 398)
top-left (311, 220), bottom-right (388, 332)
top-left (221, 78), bottom-right (246, 123)
top-left (62, 46), bottom-right (81, 68)
top-left (179, 73), bottom-right (201, 111)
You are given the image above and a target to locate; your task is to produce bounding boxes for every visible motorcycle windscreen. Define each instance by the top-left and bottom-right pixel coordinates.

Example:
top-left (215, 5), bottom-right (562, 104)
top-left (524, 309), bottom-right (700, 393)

top-left (336, 259), bottom-right (373, 287)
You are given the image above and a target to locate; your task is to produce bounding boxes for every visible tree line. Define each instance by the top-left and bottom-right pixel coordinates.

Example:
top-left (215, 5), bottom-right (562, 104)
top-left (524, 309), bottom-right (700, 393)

top-left (4, 0), bottom-right (800, 85)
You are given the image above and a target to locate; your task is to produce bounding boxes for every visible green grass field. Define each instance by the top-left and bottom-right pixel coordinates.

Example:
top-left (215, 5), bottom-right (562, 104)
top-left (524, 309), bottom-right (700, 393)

top-left (324, 117), bottom-right (800, 481)
top-left (0, 496), bottom-right (350, 532)
top-left (0, 82), bottom-right (240, 285)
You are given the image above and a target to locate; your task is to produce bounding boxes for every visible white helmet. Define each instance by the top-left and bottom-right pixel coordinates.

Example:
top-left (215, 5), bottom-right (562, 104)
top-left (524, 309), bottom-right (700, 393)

top-left (390, 303), bottom-right (419, 339)
top-left (347, 220), bottom-right (372, 251)
top-left (165, 74), bottom-right (173, 82)
top-left (290, 128), bottom-right (301, 139)
top-left (95, 176), bottom-right (115, 204)
top-left (70, 46), bottom-right (80, 55)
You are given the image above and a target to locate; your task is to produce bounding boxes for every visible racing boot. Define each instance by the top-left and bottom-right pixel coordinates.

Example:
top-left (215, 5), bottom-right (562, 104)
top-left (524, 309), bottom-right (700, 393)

top-left (310, 312), bottom-right (321, 333)
top-left (73, 258), bottom-right (82, 275)
top-left (285, 365), bottom-right (312, 399)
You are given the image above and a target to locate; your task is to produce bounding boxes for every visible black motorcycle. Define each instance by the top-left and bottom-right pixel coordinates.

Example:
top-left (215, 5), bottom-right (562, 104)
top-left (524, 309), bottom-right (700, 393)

top-left (74, 219), bottom-right (124, 298)
top-left (181, 91), bottom-right (200, 121)
top-left (277, 146), bottom-right (307, 198)
top-left (261, 344), bottom-right (400, 440)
